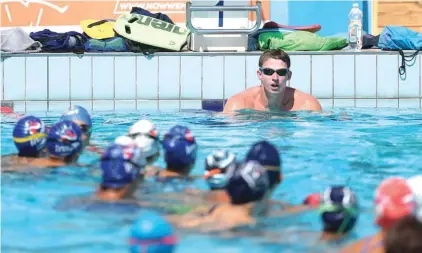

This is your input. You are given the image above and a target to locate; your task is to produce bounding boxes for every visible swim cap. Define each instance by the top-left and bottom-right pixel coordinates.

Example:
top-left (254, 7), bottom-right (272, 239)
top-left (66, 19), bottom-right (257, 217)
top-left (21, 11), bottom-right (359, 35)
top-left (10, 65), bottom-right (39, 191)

top-left (374, 177), bottom-right (416, 229)
top-left (204, 150), bottom-right (236, 189)
top-left (13, 115), bottom-right (47, 157)
top-left (319, 186), bottom-right (359, 234)
top-left (129, 211), bottom-right (177, 253)
top-left (226, 160), bottom-right (269, 205)
top-left (101, 143), bottom-right (146, 188)
top-left (245, 140), bottom-right (281, 187)
top-left (164, 125), bottom-right (195, 142)
top-left (115, 135), bottom-right (135, 146)
top-left (60, 105), bottom-right (92, 129)
top-left (128, 120), bottom-right (160, 159)
top-left (407, 175), bottom-right (422, 221)
top-left (47, 120), bottom-right (83, 158)
top-left (162, 126), bottom-right (197, 169)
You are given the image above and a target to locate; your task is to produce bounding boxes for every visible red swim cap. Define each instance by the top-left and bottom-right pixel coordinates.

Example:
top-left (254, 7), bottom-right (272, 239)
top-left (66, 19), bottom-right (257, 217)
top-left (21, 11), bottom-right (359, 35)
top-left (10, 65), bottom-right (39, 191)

top-left (374, 177), bottom-right (416, 229)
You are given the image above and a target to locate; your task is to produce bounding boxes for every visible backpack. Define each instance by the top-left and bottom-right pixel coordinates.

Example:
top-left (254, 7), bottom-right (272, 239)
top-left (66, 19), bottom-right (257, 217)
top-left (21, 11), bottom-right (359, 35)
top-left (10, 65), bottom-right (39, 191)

top-left (29, 29), bottom-right (87, 53)
top-left (378, 26), bottom-right (422, 78)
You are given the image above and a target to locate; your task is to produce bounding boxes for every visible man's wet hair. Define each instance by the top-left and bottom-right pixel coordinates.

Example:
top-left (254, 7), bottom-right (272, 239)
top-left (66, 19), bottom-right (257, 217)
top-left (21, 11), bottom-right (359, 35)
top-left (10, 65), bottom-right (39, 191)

top-left (385, 215), bottom-right (422, 253)
top-left (258, 49), bottom-right (291, 68)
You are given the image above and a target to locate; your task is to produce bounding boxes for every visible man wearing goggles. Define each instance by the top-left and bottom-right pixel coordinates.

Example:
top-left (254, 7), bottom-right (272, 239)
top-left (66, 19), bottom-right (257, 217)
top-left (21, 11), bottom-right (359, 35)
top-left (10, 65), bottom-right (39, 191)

top-left (223, 49), bottom-right (321, 113)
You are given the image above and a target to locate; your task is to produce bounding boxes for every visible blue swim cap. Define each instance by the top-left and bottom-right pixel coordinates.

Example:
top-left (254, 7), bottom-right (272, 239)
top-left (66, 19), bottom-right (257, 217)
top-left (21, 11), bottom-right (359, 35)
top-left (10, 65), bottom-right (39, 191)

top-left (60, 105), bottom-right (92, 128)
top-left (164, 125), bottom-right (195, 142)
top-left (226, 160), bottom-right (269, 205)
top-left (129, 211), bottom-right (177, 253)
top-left (47, 120), bottom-right (83, 158)
top-left (245, 140), bottom-right (281, 187)
top-left (320, 185), bottom-right (359, 234)
top-left (13, 115), bottom-right (47, 157)
top-left (162, 126), bottom-right (197, 169)
top-left (100, 143), bottom-right (146, 188)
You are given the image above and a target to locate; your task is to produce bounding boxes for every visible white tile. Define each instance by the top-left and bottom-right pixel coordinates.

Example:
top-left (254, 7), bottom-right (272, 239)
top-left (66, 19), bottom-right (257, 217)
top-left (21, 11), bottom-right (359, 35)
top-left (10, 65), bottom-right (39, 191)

top-left (115, 100), bottom-right (136, 110)
top-left (115, 57), bottom-right (136, 99)
top-left (356, 55), bottom-right (376, 98)
top-left (70, 56), bottom-right (92, 100)
top-left (158, 100), bottom-right (180, 112)
top-left (356, 99), bottom-right (376, 108)
top-left (333, 99), bottom-right (355, 108)
top-left (399, 54), bottom-right (420, 98)
top-left (26, 57), bottom-right (48, 100)
top-left (158, 56), bottom-right (180, 99)
top-left (11, 101), bottom-right (25, 112)
top-left (48, 101), bottom-right (70, 112)
top-left (333, 55), bottom-right (354, 98)
top-left (4, 57), bottom-right (25, 100)
top-left (181, 100), bottom-right (202, 110)
top-left (378, 99), bottom-right (398, 108)
top-left (71, 101), bottom-right (92, 111)
top-left (93, 57), bottom-right (114, 99)
top-left (0, 56), bottom-right (3, 100)
top-left (93, 100), bottom-right (114, 111)
top-left (203, 56), bottom-right (224, 99)
top-left (224, 56), bottom-right (246, 99)
top-left (26, 101), bottom-right (47, 112)
top-left (377, 55), bottom-right (399, 98)
top-left (137, 100), bottom-right (158, 111)
top-left (290, 55), bottom-right (311, 94)
top-left (181, 56), bottom-right (201, 99)
top-left (48, 57), bottom-right (70, 100)
top-left (399, 99), bottom-right (420, 109)
top-left (137, 56), bottom-right (159, 99)
top-left (311, 55), bottom-right (333, 98)
top-left (318, 98), bottom-right (333, 109)
top-left (246, 55), bottom-right (260, 89)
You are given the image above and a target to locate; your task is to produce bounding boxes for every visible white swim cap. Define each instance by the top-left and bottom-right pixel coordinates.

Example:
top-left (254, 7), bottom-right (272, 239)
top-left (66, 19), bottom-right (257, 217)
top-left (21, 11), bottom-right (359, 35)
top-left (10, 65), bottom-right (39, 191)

top-left (408, 175), bottom-right (422, 220)
top-left (128, 120), bottom-right (160, 159)
top-left (115, 135), bottom-right (135, 146)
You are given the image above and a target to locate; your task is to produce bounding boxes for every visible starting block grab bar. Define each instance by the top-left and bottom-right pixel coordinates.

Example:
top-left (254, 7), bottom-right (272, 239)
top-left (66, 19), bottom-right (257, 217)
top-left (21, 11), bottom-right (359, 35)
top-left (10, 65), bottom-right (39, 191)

top-left (185, 1), bottom-right (262, 35)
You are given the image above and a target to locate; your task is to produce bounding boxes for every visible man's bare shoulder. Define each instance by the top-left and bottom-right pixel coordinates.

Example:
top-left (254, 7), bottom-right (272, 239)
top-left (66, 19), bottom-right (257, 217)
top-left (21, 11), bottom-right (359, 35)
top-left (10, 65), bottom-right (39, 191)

top-left (223, 86), bottom-right (260, 113)
top-left (290, 88), bottom-right (322, 111)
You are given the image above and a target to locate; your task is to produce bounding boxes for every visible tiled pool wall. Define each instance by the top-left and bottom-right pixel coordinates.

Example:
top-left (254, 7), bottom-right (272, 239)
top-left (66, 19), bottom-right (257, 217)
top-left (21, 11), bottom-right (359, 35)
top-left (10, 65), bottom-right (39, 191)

top-left (1, 51), bottom-right (421, 112)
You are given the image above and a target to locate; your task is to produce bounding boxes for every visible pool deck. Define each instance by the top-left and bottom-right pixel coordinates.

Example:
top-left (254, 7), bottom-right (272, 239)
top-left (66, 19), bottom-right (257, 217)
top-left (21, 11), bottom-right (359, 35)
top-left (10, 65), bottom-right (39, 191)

top-left (1, 49), bottom-right (421, 111)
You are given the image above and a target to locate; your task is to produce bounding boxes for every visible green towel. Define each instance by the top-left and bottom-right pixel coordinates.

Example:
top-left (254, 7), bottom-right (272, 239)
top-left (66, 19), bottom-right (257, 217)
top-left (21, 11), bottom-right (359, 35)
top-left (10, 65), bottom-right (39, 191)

top-left (259, 31), bottom-right (347, 51)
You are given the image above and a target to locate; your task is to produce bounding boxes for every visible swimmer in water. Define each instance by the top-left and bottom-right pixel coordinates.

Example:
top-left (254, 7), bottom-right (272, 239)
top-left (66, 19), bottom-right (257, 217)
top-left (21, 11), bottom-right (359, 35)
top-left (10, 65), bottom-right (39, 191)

top-left (202, 149), bottom-right (237, 203)
top-left (341, 177), bottom-right (417, 253)
top-left (318, 185), bottom-right (359, 242)
top-left (154, 125), bottom-right (198, 180)
top-left (128, 119), bottom-right (162, 175)
top-left (95, 141), bottom-right (147, 202)
top-left (60, 105), bottom-right (99, 153)
top-left (245, 140), bottom-right (317, 215)
top-left (170, 160), bottom-right (270, 232)
top-left (129, 211), bottom-right (177, 253)
top-left (384, 214), bottom-right (422, 253)
top-left (1, 116), bottom-right (48, 169)
top-left (223, 49), bottom-right (321, 113)
top-left (3, 120), bottom-right (83, 171)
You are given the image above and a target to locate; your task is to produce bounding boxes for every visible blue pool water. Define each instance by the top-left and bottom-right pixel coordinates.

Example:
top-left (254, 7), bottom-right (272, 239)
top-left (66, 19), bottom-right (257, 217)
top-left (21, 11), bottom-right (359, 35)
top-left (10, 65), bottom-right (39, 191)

top-left (2, 108), bottom-right (422, 253)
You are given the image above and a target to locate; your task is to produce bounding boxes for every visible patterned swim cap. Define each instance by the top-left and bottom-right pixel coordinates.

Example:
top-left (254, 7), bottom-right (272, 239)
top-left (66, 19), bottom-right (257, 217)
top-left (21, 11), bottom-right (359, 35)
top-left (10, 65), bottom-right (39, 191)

top-left (319, 185), bottom-right (359, 234)
top-left (47, 120), bottom-right (83, 158)
top-left (13, 115), bottom-right (47, 157)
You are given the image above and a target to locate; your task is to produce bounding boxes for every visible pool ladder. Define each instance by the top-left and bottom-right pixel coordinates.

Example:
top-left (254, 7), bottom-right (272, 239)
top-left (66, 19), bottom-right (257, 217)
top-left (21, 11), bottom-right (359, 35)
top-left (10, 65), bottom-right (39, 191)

top-left (185, 1), bottom-right (263, 52)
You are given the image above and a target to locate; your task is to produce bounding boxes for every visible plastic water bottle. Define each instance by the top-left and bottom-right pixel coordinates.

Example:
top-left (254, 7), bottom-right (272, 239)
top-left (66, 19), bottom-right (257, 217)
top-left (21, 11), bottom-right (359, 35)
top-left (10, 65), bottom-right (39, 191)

top-left (348, 3), bottom-right (363, 50)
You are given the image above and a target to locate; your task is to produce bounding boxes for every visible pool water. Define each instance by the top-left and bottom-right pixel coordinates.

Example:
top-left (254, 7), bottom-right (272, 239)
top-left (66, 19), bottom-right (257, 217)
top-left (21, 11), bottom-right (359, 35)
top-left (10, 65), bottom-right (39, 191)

top-left (2, 108), bottom-right (422, 253)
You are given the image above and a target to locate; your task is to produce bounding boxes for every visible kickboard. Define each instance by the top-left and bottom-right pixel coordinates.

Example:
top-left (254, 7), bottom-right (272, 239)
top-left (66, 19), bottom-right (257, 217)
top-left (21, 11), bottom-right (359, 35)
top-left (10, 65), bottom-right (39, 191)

top-left (263, 21), bottom-right (321, 33)
top-left (114, 13), bottom-right (190, 51)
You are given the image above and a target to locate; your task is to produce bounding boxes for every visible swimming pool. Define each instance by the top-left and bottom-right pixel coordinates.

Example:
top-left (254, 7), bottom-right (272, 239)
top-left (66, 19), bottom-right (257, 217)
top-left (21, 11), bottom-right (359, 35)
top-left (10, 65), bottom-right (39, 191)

top-left (2, 108), bottom-right (422, 253)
